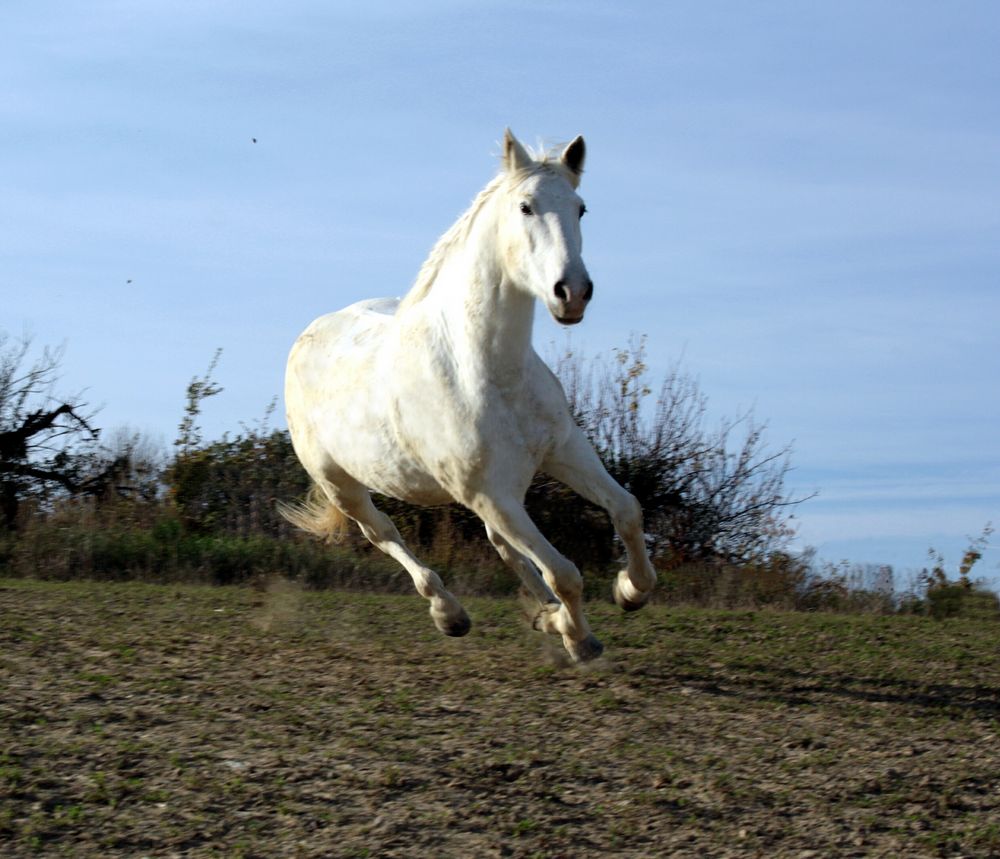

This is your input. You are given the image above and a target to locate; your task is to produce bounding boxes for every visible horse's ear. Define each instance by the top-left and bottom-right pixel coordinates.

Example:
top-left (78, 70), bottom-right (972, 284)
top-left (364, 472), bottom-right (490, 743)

top-left (560, 135), bottom-right (586, 180)
top-left (503, 128), bottom-right (534, 173)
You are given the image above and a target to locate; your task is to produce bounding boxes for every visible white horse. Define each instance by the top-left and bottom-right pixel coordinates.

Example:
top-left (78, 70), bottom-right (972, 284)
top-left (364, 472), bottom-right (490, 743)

top-left (283, 130), bottom-right (657, 662)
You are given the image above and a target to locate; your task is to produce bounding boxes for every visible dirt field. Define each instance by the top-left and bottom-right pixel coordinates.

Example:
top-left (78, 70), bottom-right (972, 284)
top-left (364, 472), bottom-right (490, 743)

top-left (2, 577), bottom-right (999, 858)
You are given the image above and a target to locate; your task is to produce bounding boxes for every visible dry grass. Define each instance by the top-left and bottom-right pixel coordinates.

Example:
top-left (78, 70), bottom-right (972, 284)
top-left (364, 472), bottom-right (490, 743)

top-left (1, 577), bottom-right (999, 857)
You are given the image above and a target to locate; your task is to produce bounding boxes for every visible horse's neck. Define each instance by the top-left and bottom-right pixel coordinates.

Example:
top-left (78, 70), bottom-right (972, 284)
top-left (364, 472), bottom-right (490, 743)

top-left (430, 213), bottom-right (536, 386)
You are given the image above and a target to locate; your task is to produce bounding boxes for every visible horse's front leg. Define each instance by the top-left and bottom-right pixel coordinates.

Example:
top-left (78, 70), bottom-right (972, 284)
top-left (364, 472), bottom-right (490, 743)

top-left (542, 426), bottom-right (658, 611)
top-left (471, 496), bottom-right (603, 663)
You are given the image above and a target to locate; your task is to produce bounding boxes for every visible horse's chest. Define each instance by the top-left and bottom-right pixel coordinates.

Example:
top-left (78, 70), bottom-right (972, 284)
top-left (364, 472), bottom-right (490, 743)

top-left (496, 390), bottom-right (560, 456)
top-left (393, 381), bottom-right (557, 480)
top-left (465, 383), bottom-right (565, 473)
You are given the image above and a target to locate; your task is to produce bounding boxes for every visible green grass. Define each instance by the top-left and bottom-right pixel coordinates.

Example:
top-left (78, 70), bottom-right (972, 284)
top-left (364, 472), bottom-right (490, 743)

top-left (1, 577), bottom-right (998, 857)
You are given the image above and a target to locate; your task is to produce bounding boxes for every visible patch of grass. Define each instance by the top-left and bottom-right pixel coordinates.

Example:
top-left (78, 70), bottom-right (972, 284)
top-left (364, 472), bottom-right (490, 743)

top-left (511, 817), bottom-right (538, 837)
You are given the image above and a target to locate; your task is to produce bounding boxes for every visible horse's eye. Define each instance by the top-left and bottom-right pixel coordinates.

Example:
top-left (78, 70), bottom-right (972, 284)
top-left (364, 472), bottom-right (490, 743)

top-left (579, 204), bottom-right (587, 219)
top-left (519, 202), bottom-right (533, 216)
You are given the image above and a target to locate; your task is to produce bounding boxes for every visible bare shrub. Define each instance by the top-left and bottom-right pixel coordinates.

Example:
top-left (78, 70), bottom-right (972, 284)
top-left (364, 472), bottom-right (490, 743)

top-left (541, 336), bottom-right (808, 571)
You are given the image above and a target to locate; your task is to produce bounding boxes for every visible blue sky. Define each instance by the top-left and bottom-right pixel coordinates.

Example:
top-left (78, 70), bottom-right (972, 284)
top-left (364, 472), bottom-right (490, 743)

top-left (3, 1), bottom-right (998, 584)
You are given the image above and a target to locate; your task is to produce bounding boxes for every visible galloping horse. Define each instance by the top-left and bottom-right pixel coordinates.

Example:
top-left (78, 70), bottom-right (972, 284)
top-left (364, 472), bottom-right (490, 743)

top-left (283, 130), bottom-right (657, 662)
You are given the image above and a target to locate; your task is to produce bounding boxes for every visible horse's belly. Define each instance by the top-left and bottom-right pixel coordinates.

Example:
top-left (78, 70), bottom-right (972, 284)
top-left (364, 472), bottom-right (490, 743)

top-left (364, 464), bottom-right (455, 506)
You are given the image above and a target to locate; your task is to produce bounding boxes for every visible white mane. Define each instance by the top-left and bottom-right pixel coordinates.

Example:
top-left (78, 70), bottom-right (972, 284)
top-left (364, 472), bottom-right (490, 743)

top-left (398, 174), bottom-right (506, 312)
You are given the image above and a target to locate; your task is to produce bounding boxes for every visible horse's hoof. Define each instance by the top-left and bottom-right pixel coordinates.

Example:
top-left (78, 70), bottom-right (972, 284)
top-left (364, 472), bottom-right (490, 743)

top-left (441, 610), bottom-right (472, 638)
top-left (615, 591), bottom-right (649, 612)
top-left (566, 633), bottom-right (604, 663)
top-left (613, 577), bottom-right (650, 613)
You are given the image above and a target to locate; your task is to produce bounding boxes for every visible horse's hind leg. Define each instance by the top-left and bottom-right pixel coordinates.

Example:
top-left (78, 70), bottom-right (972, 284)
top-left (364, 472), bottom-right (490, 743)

top-left (485, 525), bottom-right (562, 622)
top-left (318, 474), bottom-right (470, 637)
top-left (474, 498), bottom-right (602, 663)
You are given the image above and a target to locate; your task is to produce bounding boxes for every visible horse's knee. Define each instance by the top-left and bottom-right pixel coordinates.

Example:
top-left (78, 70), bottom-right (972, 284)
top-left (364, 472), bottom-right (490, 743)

top-left (612, 491), bottom-right (643, 535)
top-left (549, 558), bottom-right (583, 599)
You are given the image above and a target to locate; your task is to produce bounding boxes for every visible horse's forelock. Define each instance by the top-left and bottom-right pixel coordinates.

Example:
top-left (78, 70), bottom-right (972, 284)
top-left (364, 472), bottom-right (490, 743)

top-left (513, 141), bottom-right (582, 188)
top-left (504, 142), bottom-right (579, 187)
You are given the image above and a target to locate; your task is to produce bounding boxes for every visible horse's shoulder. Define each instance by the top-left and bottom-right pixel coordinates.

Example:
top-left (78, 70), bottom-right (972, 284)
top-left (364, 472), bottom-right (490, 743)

top-left (518, 354), bottom-right (573, 432)
top-left (525, 352), bottom-right (567, 397)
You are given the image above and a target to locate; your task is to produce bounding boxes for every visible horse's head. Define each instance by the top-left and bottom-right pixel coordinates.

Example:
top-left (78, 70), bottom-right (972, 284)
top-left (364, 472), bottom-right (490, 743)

top-left (498, 129), bottom-right (593, 326)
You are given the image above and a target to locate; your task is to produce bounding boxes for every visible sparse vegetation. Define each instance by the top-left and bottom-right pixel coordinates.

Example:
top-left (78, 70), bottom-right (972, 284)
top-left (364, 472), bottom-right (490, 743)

top-left (901, 524), bottom-right (1000, 620)
top-left (1, 577), bottom-right (998, 857)
top-left (1, 332), bottom-right (995, 616)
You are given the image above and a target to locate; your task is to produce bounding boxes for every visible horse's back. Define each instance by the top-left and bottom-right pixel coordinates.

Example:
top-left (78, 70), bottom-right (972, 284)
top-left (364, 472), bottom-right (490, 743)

top-left (288, 298), bottom-right (398, 376)
top-left (295, 296), bottom-right (397, 345)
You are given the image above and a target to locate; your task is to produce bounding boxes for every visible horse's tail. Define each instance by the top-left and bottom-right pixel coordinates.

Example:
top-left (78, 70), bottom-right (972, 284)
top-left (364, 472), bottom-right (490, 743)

top-left (278, 484), bottom-right (350, 544)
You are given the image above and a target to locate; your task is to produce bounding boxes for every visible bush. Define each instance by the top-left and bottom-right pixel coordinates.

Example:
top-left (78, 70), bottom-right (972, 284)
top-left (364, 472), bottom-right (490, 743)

top-left (168, 429), bottom-right (309, 538)
top-left (548, 338), bottom-right (806, 567)
top-left (897, 525), bottom-right (999, 621)
top-left (797, 558), bottom-right (897, 614)
top-left (2, 495), bottom-right (522, 595)
top-left (925, 584), bottom-right (1000, 621)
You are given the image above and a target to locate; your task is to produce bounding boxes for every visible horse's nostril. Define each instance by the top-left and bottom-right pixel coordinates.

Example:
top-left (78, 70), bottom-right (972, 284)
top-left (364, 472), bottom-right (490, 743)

top-left (553, 280), bottom-right (568, 302)
top-left (583, 280), bottom-right (594, 302)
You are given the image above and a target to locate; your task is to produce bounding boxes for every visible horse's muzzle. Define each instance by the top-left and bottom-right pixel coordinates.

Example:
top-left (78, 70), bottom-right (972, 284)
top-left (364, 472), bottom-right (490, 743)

top-left (550, 277), bottom-right (593, 324)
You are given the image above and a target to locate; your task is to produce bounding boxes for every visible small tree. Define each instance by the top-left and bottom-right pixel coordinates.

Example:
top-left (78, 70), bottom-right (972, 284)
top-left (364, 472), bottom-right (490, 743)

top-left (175, 349), bottom-right (224, 453)
top-left (168, 426), bottom-right (309, 537)
top-left (0, 334), bottom-right (103, 529)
